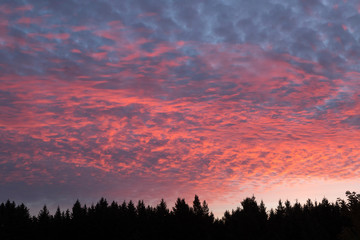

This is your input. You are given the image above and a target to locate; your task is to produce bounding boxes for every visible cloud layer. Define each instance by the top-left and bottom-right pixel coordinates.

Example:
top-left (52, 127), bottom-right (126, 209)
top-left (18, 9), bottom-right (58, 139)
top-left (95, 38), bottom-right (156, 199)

top-left (1, 0), bottom-right (360, 212)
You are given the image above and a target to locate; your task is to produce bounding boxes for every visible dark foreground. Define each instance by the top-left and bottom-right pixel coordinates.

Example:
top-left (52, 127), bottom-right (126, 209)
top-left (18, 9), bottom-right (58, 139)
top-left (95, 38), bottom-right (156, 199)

top-left (1, 191), bottom-right (360, 240)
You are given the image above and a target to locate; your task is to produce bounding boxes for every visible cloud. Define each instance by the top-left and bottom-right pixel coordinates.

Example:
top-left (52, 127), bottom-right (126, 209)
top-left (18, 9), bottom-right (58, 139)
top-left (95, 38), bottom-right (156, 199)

top-left (1, 0), bottom-right (360, 213)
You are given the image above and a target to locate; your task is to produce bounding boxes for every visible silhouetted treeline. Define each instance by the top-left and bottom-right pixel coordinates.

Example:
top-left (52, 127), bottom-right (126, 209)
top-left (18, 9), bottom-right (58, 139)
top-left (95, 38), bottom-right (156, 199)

top-left (1, 192), bottom-right (360, 240)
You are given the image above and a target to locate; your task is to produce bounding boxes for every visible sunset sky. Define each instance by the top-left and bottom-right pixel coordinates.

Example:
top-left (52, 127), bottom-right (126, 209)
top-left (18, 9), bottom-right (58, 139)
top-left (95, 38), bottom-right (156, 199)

top-left (1, 0), bottom-right (360, 217)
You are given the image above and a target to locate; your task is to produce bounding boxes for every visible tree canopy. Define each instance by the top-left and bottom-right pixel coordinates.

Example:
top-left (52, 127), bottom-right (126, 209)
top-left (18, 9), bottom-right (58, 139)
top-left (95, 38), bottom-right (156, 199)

top-left (0, 192), bottom-right (359, 240)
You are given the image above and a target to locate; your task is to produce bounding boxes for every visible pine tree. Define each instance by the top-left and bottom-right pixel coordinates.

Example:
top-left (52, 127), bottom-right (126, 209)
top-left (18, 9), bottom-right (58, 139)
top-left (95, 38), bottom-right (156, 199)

top-left (156, 199), bottom-right (169, 217)
top-left (38, 205), bottom-right (50, 223)
top-left (193, 195), bottom-right (203, 216)
top-left (54, 206), bottom-right (62, 223)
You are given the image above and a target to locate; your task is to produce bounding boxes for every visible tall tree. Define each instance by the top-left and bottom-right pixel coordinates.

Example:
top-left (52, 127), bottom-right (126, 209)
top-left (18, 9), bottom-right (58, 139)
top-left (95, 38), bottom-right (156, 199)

top-left (193, 195), bottom-right (203, 216)
top-left (38, 205), bottom-right (50, 223)
top-left (340, 191), bottom-right (360, 240)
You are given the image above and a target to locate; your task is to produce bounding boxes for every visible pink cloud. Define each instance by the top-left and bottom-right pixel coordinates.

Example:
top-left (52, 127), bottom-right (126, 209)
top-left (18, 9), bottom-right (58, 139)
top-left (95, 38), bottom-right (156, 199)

top-left (71, 49), bottom-right (81, 53)
top-left (17, 17), bottom-right (42, 25)
top-left (1, 12), bottom-right (360, 213)
top-left (71, 25), bottom-right (91, 32)
top-left (89, 52), bottom-right (108, 61)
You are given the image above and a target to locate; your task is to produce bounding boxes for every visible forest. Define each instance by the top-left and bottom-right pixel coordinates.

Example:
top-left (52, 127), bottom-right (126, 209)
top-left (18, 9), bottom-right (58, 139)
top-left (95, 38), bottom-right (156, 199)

top-left (0, 191), bottom-right (359, 240)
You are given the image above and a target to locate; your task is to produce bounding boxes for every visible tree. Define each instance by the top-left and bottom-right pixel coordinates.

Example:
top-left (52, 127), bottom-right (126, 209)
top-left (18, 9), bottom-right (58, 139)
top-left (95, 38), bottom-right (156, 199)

top-left (202, 200), bottom-right (214, 223)
top-left (136, 200), bottom-right (146, 217)
top-left (193, 195), bottom-right (203, 216)
top-left (72, 200), bottom-right (85, 220)
top-left (340, 191), bottom-right (360, 240)
top-left (127, 200), bottom-right (136, 217)
top-left (156, 199), bottom-right (169, 217)
top-left (38, 205), bottom-right (51, 224)
top-left (173, 198), bottom-right (191, 218)
top-left (53, 206), bottom-right (62, 223)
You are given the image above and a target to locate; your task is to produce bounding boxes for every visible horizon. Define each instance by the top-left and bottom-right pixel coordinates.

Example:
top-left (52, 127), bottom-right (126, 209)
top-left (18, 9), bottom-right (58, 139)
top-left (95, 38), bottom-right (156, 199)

top-left (3, 189), bottom-right (354, 219)
top-left (1, 0), bottom-right (360, 219)
top-left (11, 181), bottom-right (357, 219)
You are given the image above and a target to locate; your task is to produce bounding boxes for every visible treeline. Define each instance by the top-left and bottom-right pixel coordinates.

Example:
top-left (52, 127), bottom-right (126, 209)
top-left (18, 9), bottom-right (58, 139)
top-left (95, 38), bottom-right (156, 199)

top-left (1, 192), bottom-right (360, 240)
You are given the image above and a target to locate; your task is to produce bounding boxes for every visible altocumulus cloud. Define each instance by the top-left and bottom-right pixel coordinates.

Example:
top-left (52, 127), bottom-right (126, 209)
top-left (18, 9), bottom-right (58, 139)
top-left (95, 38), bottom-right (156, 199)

top-left (0, 0), bottom-right (360, 213)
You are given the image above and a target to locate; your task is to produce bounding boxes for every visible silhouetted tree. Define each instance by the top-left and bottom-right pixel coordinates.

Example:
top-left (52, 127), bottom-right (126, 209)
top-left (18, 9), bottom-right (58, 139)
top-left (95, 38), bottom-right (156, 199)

top-left (173, 198), bottom-right (191, 216)
top-left (0, 192), bottom-right (358, 240)
top-left (156, 199), bottom-right (169, 217)
top-left (53, 206), bottom-right (62, 223)
top-left (38, 205), bottom-right (50, 223)
top-left (0, 200), bottom-right (32, 239)
top-left (340, 191), bottom-right (360, 240)
top-left (193, 195), bottom-right (203, 216)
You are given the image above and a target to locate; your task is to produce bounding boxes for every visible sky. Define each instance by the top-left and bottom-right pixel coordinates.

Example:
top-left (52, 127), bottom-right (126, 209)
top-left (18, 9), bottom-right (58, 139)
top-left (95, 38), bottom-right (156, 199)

top-left (1, 0), bottom-right (360, 217)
